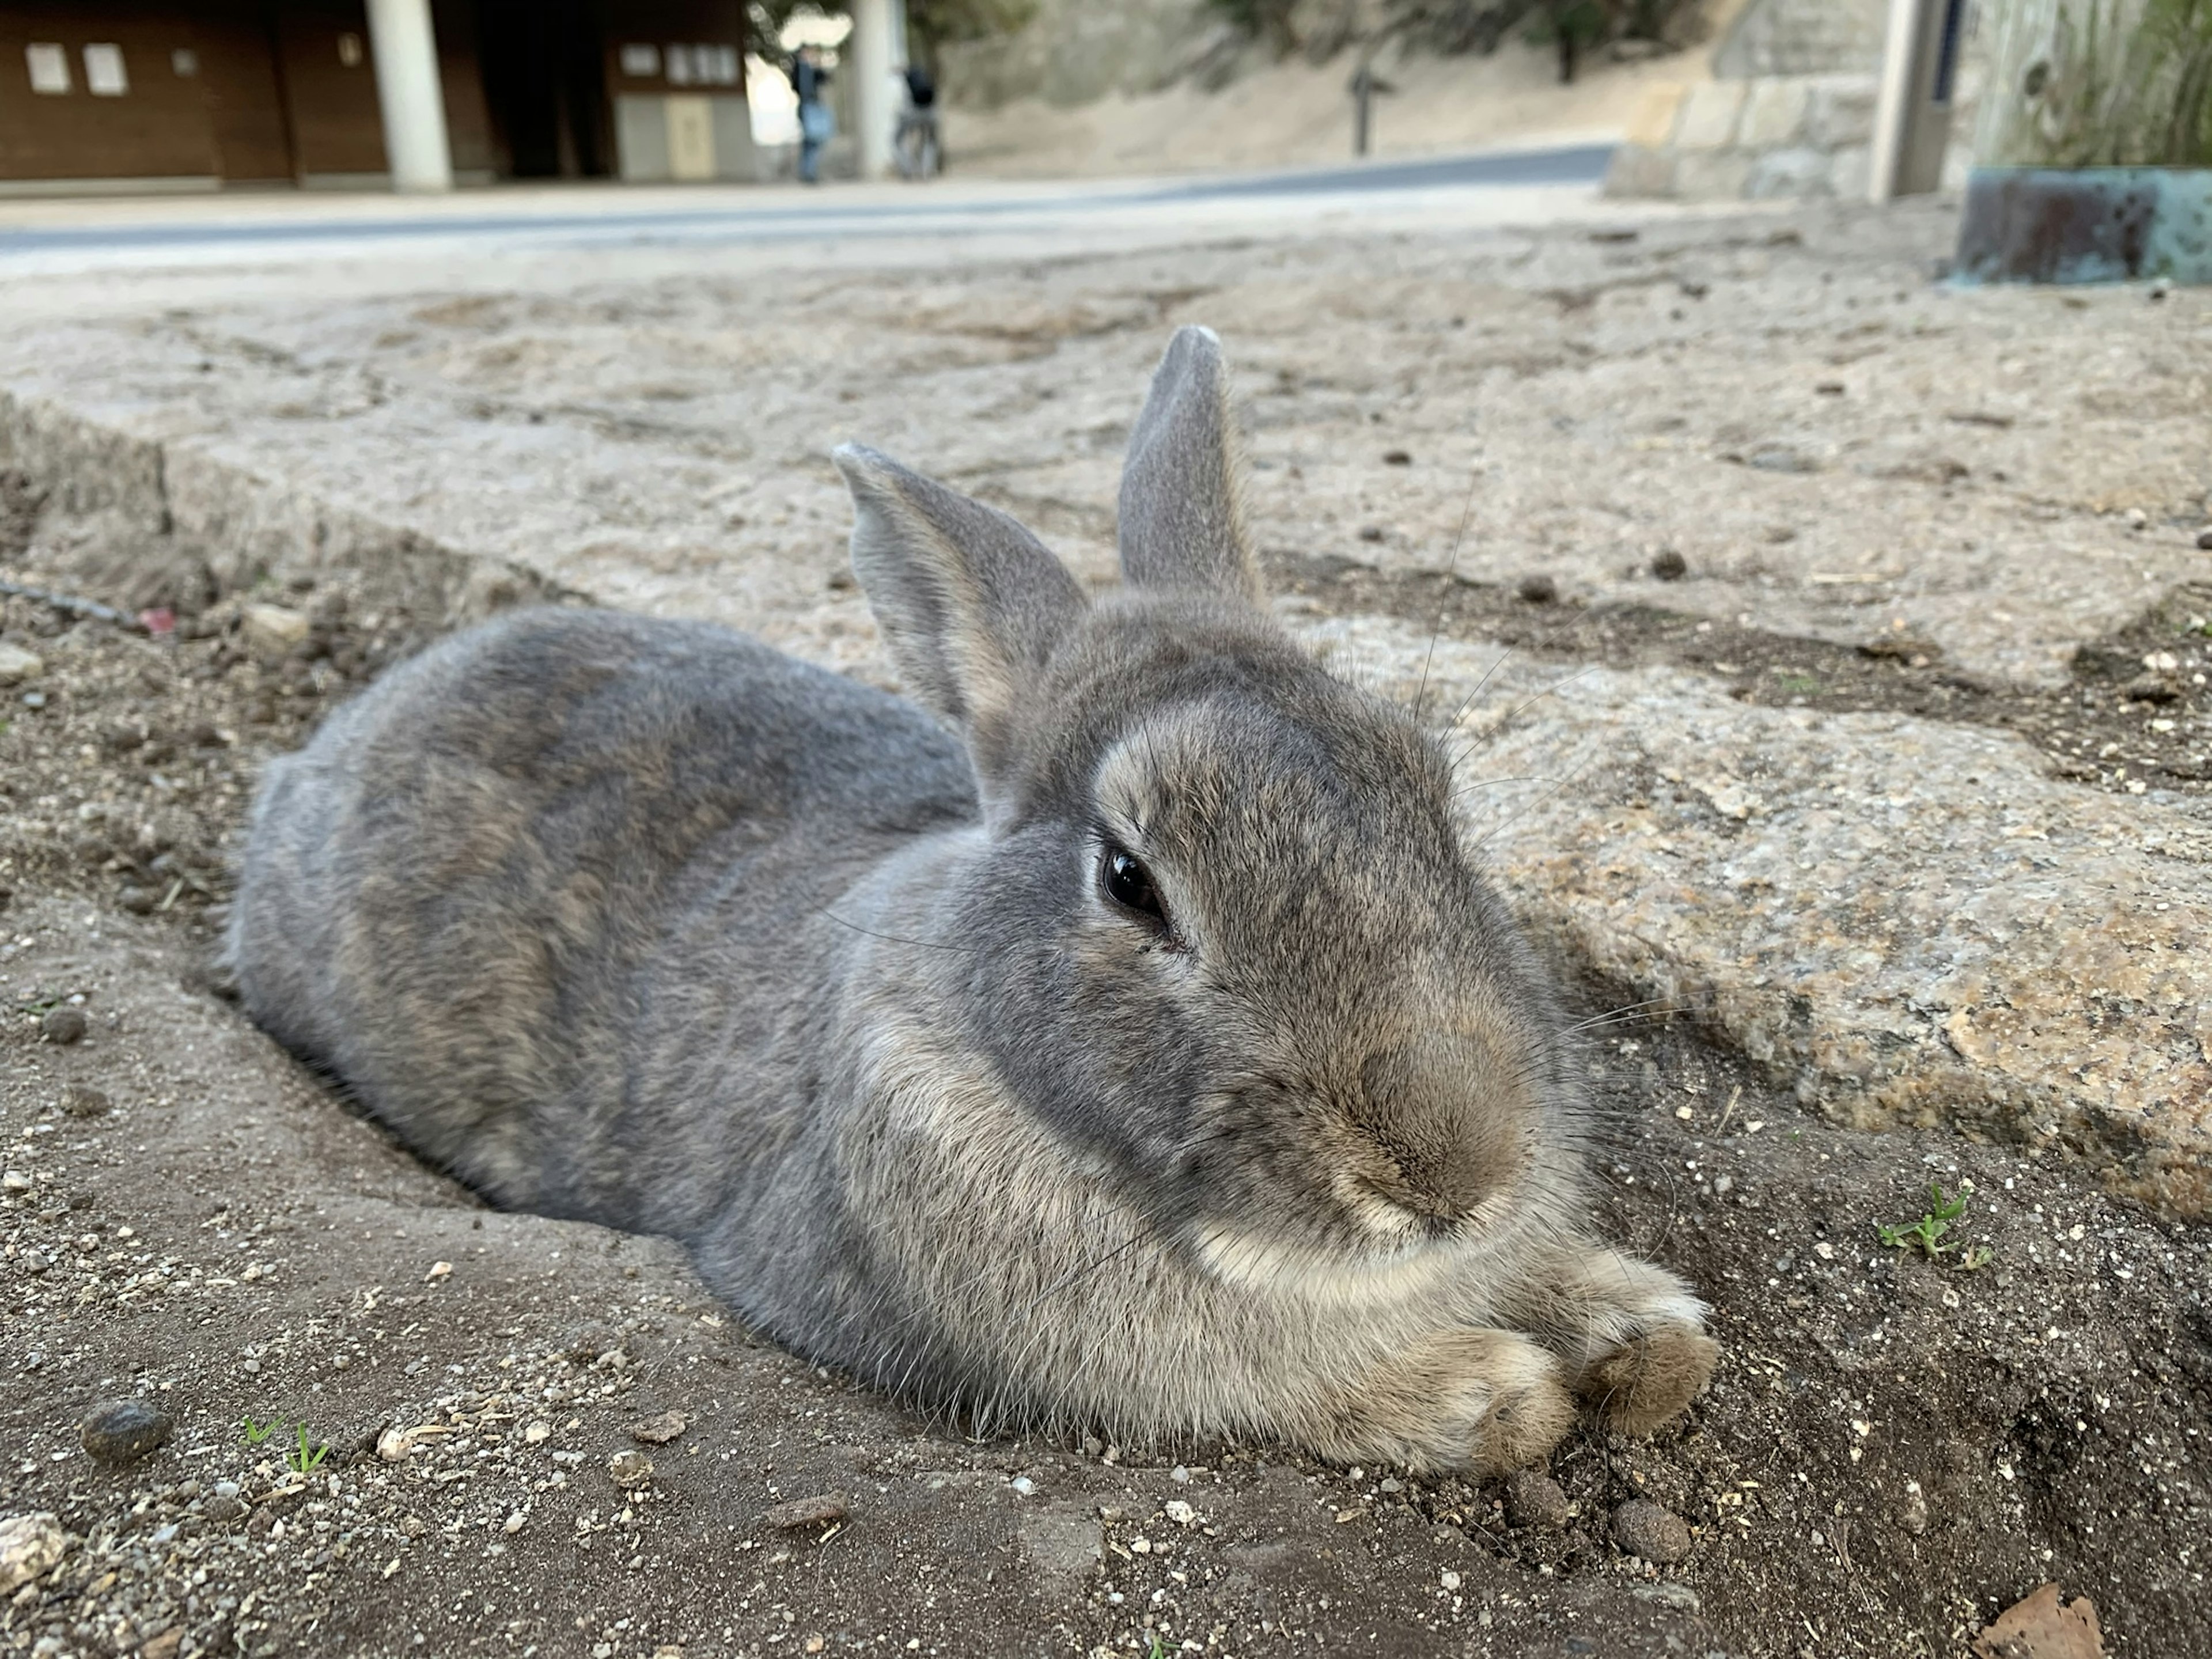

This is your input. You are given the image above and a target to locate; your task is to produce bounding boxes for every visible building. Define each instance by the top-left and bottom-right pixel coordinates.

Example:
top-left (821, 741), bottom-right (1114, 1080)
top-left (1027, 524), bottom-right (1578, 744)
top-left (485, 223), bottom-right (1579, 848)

top-left (0, 1), bottom-right (761, 194)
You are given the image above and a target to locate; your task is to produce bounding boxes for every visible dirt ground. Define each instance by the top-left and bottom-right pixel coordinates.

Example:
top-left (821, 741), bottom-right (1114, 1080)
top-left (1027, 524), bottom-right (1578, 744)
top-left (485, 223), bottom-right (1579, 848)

top-left (3, 518), bottom-right (2208, 1659)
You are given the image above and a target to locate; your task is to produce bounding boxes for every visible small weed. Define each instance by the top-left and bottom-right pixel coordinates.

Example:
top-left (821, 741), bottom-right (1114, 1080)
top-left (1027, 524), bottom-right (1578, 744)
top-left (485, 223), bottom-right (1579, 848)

top-left (240, 1415), bottom-right (284, 1447)
top-left (287, 1424), bottom-right (331, 1476)
top-left (1772, 669), bottom-right (1822, 695)
top-left (1878, 1180), bottom-right (1974, 1258)
top-left (1959, 1244), bottom-right (1995, 1271)
top-left (1146, 1638), bottom-right (1168, 1659)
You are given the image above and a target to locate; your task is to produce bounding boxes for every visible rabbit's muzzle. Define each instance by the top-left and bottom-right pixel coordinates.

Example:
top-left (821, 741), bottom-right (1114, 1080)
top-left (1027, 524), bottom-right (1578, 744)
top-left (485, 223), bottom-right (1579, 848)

top-left (1351, 1032), bottom-right (1535, 1226)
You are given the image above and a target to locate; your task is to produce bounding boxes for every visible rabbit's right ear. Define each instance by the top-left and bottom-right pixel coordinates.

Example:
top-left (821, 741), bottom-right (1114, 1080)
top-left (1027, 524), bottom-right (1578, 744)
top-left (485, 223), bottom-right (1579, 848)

top-left (834, 444), bottom-right (1087, 782)
top-left (1117, 325), bottom-right (1262, 605)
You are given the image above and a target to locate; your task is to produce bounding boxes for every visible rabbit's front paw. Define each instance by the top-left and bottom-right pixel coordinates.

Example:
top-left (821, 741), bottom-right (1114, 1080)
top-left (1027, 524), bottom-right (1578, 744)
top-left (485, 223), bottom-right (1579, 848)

top-left (1315, 1328), bottom-right (1576, 1474)
top-left (1505, 1244), bottom-right (1719, 1436)
top-left (1577, 1320), bottom-right (1718, 1437)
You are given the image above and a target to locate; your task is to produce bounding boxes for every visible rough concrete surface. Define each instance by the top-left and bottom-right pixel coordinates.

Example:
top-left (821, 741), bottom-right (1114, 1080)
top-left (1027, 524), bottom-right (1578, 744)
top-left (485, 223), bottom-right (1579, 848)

top-left (2, 185), bottom-right (2210, 1657)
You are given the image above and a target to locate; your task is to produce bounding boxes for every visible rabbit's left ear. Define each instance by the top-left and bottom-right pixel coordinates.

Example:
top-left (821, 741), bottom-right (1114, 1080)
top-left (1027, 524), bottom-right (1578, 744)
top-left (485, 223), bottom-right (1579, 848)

top-left (1116, 326), bottom-right (1262, 605)
top-left (834, 444), bottom-right (1088, 783)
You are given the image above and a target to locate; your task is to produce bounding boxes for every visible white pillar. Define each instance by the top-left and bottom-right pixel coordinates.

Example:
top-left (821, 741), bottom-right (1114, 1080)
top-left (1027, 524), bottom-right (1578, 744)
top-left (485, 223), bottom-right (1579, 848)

top-left (851, 0), bottom-right (895, 182)
top-left (365, 0), bottom-right (453, 193)
top-left (1869, 0), bottom-right (1960, 203)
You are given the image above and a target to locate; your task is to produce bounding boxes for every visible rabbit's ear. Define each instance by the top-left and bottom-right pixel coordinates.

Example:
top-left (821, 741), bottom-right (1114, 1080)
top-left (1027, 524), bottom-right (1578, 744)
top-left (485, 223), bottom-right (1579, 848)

top-left (1117, 325), bottom-right (1261, 605)
top-left (834, 444), bottom-right (1087, 762)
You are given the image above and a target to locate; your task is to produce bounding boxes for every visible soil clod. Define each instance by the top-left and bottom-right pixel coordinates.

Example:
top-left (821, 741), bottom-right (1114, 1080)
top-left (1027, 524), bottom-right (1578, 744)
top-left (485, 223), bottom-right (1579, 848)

top-left (1609, 1498), bottom-right (1690, 1565)
top-left (766, 1494), bottom-right (849, 1531)
top-left (60, 1082), bottom-right (110, 1118)
top-left (40, 1005), bottom-right (86, 1045)
top-left (1502, 1469), bottom-right (1570, 1531)
top-left (629, 1410), bottom-right (688, 1445)
top-left (78, 1399), bottom-right (173, 1465)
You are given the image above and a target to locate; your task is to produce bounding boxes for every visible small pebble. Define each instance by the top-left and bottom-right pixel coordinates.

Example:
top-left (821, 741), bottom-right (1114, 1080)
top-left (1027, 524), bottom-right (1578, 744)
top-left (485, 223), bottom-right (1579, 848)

top-left (2196, 527), bottom-right (2212, 551)
top-left (1517, 573), bottom-right (1558, 605)
top-left (1650, 548), bottom-right (1688, 581)
top-left (1382, 449), bottom-right (1413, 466)
top-left (79, 1399), bottom-right (174, 1465)
top-left (118, 885), bottom-right (156, 915)
top-left (0, 643), bottom-right (44, 685)
top-left (203, 1493), bottom-right (248, 1523)
top-left (1503, 1469), bottom-right (1570, 1531)
top-left (61, 1084), bottom-right (111, 1119)
top-left (629, 1410), bottom-right (688, 1446)
top-left (0, 1512), bottom-right (66, 1594)
top-left (1358, 525), bottom-right (1385, 543)
top-left (1611, 1498), bottom-right (1691, 1564)
top-left (1899, 1479), bottom-right (1929, 1536)
top-left (376, 1427), bottom-right (417, 1462)
top-left (607, 1449), bottom-right (654, 1488)
top-left (41, 1006), bottom-right (87, 1046)
top-left (764, 1493), bottom-right (847, 1530)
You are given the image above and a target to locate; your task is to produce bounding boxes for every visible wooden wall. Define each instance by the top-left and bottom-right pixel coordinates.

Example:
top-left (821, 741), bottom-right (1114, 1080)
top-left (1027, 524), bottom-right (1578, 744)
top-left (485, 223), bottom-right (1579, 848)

top-left (0, 1), bottom-right (501, 185)
top-left (0, 5), bottom-right (221, 181)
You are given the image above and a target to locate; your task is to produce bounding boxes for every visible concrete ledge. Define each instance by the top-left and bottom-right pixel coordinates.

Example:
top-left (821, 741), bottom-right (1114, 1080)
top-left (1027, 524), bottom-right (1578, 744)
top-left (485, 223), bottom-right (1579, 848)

top-left (0, 388), bottom-right (577, 628)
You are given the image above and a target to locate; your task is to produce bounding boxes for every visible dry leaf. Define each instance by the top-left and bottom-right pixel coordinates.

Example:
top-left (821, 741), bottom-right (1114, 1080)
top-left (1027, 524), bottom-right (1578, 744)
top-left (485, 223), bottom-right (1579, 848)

top-left (1972, 1584), bottom-right (2104, 1659)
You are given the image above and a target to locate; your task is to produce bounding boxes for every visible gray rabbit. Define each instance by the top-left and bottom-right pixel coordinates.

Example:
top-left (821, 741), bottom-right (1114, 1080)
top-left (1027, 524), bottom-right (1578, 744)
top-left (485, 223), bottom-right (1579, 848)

top-left (226, 327), bottom-right (1715, 1471)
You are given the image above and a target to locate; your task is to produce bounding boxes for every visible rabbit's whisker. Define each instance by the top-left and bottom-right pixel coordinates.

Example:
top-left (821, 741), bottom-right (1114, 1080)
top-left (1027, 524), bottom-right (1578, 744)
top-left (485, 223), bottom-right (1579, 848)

top-left (1410, 468), bottom-right (1483, 725)
top-left (807, 901), bottom-right (988, 956)
top-left (1469, 756), bottom-right (1596, 851)
top-left (1437, 646), bottom-right (1514, 737)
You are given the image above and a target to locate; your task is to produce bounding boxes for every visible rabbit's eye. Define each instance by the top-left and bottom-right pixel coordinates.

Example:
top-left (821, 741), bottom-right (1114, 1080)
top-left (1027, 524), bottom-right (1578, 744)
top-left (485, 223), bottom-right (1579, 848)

top-left (1100, 844), bottom-right (1166, 926)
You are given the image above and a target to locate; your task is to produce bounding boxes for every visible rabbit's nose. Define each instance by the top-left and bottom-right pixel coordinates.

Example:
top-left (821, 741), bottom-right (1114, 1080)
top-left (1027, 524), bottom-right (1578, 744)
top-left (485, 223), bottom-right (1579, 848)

top-left (1355, 1033), bottom-right (1531, 1219)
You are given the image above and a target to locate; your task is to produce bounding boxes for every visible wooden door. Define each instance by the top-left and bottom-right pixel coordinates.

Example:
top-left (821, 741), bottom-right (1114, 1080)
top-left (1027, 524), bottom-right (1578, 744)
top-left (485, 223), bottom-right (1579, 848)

top-left (272, 0), bottom-right (385, 178)
top-left (192, 1), bottom-right (293, 181)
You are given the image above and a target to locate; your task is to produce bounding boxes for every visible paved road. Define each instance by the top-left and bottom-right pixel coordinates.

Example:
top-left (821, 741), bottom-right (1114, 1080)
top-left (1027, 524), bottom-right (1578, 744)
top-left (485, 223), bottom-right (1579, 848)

top-left (0, 143), bottom-right (1614, 274)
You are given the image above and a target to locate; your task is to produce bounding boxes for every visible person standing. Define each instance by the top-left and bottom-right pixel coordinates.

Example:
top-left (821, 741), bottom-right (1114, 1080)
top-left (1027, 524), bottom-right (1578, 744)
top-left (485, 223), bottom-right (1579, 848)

top-left (790, 44), bottom-right (834, 185)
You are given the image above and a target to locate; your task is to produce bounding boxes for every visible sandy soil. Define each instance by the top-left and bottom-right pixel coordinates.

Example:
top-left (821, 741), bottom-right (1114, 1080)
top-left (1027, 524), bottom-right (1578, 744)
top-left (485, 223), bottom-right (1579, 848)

top-left (2, 518), bottom-right (2208, 1658)
top-left (942, 39), bottom-right (1688, 179)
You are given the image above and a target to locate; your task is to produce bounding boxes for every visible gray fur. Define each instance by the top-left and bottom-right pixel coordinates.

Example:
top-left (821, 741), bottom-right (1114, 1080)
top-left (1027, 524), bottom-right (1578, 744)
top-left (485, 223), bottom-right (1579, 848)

top-left (226, 327), bottom-right (1714, 1469)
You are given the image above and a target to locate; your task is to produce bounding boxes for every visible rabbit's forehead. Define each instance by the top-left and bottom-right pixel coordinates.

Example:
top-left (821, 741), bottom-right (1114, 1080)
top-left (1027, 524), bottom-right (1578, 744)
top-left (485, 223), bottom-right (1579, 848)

top-left (1090, 700), bottom-right (1450, 869)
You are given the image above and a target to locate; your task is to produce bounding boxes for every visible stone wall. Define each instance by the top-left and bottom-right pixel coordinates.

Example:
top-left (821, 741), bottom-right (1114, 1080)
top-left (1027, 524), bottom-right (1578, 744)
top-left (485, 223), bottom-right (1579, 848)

top-left (1606, 73), bottom-right (1883, 200)
top-left (1609, 0), bottom-right (1988, 201)
top-left (1710, 0), bottom-right (1888, 77)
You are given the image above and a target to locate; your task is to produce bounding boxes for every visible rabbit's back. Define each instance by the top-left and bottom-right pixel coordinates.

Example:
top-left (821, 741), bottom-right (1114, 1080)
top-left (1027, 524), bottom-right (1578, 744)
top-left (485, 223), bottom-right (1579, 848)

top-left (226, 607), bottom-right (975, 1219)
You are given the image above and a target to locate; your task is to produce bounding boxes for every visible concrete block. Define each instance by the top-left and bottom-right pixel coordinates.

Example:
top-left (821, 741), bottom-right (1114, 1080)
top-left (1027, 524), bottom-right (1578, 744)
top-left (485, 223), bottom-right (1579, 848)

top-left (1738, 78), bottom-right (1812, 149)
top-left (1805, 75), bottom-right (1879, 148)
top-left (1828, 143), bottom-right (1872, 201)
top-left (1673, 150), bottom-right (1753, 200)
top-left (1674, 81), bottom-right (1749, 151)
top-left (1603, 143), bottom-right (1678, 200)
top-left (1624, 82), bottom-right (1689, 149)
top-left (1745, 146), bottom-right (1835, 200)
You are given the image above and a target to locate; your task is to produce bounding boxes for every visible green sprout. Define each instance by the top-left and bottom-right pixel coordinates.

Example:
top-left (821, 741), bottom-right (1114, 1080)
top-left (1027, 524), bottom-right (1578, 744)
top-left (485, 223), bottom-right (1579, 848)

top-left (1877, 1180), bottom-right (1975, 1258)
top-left (240, 1415), bottom-right (283, 1447)
top-left (286, 1424), bottom-right (331, 1477)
